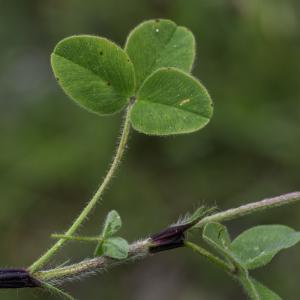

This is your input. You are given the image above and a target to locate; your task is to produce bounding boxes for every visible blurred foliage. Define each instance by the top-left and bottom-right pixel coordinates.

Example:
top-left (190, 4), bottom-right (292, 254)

top-left (0, 0), bottom-right (300, 299)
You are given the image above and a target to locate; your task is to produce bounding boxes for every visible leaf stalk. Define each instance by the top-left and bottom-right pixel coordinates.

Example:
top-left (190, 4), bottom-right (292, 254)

top-left (29, 103), bottom-right (133, 273)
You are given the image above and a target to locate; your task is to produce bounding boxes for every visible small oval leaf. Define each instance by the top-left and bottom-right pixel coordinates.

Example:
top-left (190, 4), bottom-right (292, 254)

top-left (202, 222), bottom-right (239, 267)
top-left (130, 68), bottom-right (213, 135)
top-left (203, 222), bottom-right (231, 250)
top-left (230, 225), bottom-right (300, 269)
top-left (51, 35), bottom-right (135, 115)
top-left (125, 19), bottom-right (195, 90)
top-left (102, 210), bottom-right (122, 238)
top-left (102, 237), bottom-right (129, 260)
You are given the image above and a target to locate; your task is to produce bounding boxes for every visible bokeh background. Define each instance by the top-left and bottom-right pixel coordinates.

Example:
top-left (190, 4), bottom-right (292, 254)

top-left (1, 0), bottom-right (300, 299)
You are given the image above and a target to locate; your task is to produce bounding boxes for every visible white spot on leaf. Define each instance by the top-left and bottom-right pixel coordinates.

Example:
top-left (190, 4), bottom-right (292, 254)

top-left (179, 99), bottom-right (191, 106)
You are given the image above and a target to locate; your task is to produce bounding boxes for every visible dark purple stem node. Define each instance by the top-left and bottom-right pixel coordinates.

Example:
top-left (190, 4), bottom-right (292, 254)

top-left (0, 268), bottom-right (41, 289)
top-left (149, 222), bottom-right (194, 253)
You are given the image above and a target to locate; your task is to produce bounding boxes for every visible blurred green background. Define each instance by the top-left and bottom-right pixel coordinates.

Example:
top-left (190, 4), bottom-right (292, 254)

top-left (0, 0), bottom-right (300, 299)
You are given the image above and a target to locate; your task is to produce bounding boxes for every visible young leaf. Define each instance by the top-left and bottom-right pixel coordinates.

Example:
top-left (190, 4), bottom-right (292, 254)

top-left (51, 35), bottom-right (135, 115)
top-left (202, 222), bottom-right (244, 271)
top-left (250, 279), bottom-right (282, 300)
top-left (203, 222), bottom-right (231, 251)
top-left (230, 225), bottom-right (300, 270)
top-left (125, 19), bottom-right (195, 90)
top-left (203, 223), bottom-right (283, 300)
top-left (102, 210), bottom-right (122, 238)
top-left (130, 68), bottom-right (213, 135)
top-left (94, 210), bottom-right (122, 256)
top-left (202, 223), bottom-right (260, 298)
top-left (101, 237), bottom-right (129, 260)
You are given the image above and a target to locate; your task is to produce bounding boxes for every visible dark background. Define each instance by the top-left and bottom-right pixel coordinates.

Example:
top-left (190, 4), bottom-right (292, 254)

top-left (0, 0), bottom-right (300, 299)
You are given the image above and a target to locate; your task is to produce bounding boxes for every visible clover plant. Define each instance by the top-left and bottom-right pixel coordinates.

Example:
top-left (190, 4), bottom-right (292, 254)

top-left (1, 19), bottom-right (300, 300)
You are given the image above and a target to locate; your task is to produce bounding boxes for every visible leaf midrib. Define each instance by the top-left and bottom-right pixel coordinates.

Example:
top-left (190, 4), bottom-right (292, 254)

top-left (137, 99), bottom-right (210, 120)
top-left (149, 25), bottom-right (177, 76)
top-left (135, 24), bottom-right (177, 91)
top-left (53, 53), bottom-right (124, 95)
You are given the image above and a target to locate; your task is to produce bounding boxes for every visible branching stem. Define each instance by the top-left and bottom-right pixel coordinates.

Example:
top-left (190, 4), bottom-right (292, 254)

top-left (195, 192), bottom-right (300, 228)
top-left (34, 239), bottom-right (150, 282)
top-left (31, 192), bottom-right (300, 285)
top-left (51, 234), bottom-right (101, 243)
top-left (29, 104), bottom-right (133, 273)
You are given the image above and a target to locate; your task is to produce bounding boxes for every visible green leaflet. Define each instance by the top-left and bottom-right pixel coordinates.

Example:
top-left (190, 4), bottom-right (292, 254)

top-left (230, 225), bottom-right (300, 270)
top-left (125, 19), bottom-right (195, 90)
top-left (130, 68), bottom-right (213, 135)
top-left (203, 223), bottom-right (260, 299)
top-left (204, 223), bottom-right (300, 271)
top-left (202, 222), bottom-right (242, 270)
top-left (202, 223), bottom-right (283, 300)
top-left (203, 222), bottom-right (231, 251)
top-left (94, 210), bottom-right (129, 259)
top-left (51, 35), bottom-right (135, 115)
top-left (102, 210), bottom-right (122, 238)
top-left (101, 237), bottom-right (129, 260)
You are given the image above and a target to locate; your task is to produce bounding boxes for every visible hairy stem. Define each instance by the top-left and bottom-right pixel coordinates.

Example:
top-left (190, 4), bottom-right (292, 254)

top-left (185, 242), bottom-right (260, 300)
top-left (29, 104), bottom-right (133, 273)
top-left (195, 191), bottom-right (300, 228)
top-left (43, 282), bottom-right (75, 300)
top-left (31, 191), bottom-right (300, 284)
top-left (34, 240), bottom-right (150, 282)
top-left (51, 234), bottom-right (101, 243)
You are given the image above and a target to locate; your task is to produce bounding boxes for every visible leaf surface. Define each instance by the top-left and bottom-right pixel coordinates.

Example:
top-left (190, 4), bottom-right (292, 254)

top-left (102, 210), bottom-right (122, 238)
top-left (102, 237), bottom-right (129, 259)
top-left (230, 225), bottom-right (300, 269)
top-left (125, 19), bottom-right (195, 89)
top-left (51, 35), bottom-right (135, 115)
top-left (130, 68), bottom-right (213, 135)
